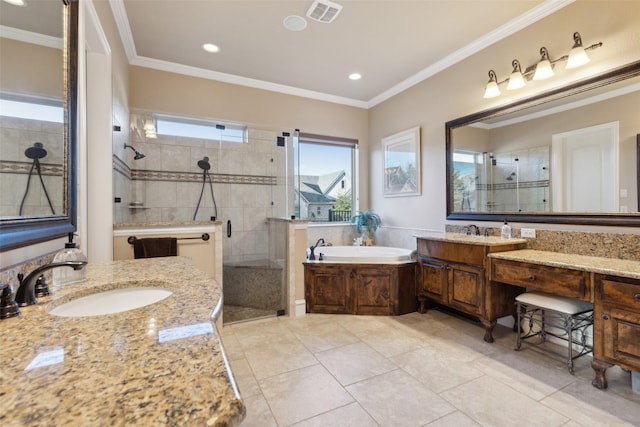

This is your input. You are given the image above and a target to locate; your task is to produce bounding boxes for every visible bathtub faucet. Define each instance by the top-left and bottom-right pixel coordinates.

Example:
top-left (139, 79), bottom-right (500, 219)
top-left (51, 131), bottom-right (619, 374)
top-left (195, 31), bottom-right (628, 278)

top-left (308, 238), bottom-right (325, 260)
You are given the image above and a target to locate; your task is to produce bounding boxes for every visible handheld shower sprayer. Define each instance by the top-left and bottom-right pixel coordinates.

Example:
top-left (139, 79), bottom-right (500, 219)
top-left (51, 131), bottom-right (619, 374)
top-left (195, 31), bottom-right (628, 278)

top-left (19, 142), bottom-right (55, 215)
top-left (124, 143), bottom-right (145, 160)
top-left (193, 156), bottom-right (218, 221)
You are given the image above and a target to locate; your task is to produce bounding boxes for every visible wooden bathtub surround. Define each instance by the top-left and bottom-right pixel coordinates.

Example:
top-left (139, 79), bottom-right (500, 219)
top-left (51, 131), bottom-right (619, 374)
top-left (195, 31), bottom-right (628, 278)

top-left (416, 235), bottom-right (526, 343)
top-left (488, 249), bottom-right (640, 390)
top-left (304, 262), bottom-right (417, 316)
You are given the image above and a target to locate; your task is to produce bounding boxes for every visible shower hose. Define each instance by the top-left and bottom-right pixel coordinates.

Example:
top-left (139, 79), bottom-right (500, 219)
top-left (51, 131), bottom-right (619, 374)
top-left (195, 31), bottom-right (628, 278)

top-left (193, 167), bottom-right (218, 221)
top-left (19, 157), bottom-right (55, 216)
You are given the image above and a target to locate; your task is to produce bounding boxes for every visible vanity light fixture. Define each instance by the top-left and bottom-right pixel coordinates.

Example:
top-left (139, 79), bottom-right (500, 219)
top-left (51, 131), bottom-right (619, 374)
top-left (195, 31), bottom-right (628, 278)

top-left (566, 32), bottom-right (591, 69)
top-left (506, 60), bottom-right (526, 90)
top-left (482, 31), bottom-right (602, 99)
top-left (483, 70), bottom-right (500, 98)
top-left (532, 47), bottom-right (554, 80)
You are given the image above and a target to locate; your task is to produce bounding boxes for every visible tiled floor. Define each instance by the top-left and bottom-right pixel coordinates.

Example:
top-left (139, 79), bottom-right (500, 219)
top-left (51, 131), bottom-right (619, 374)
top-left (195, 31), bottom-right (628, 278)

top-left (220, 310), bottom-right (640, 427)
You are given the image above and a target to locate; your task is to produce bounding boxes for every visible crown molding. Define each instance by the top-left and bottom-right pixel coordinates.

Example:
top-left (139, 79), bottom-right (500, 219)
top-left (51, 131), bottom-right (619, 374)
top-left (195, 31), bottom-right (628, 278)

top-left (0, 25), bottom-right (62, 49)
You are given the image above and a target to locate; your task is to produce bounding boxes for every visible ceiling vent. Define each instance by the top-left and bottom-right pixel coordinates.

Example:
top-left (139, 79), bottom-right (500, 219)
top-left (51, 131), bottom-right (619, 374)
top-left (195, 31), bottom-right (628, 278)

top-left (306, 0), bottom-right (343, 23)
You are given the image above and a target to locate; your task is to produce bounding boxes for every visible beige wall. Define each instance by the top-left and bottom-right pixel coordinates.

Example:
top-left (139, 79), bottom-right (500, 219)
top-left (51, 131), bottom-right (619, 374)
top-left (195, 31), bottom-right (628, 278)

top-left (369, 1), bottom-right (640, 233)
top-left (0, 38), bottom-right (62, 97)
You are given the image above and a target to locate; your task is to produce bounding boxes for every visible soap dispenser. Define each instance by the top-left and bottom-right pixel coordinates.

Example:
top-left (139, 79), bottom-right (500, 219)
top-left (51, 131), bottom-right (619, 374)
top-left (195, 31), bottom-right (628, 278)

top-left (52, 233), bottom-right (88, 290)
top-left (500, 219), bottom-right (512, 240)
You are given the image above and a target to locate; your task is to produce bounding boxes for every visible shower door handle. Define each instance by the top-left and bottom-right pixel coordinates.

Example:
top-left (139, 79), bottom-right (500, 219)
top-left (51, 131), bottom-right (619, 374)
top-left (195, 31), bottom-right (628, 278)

top-left (227, 220), bottom-right (232, 238)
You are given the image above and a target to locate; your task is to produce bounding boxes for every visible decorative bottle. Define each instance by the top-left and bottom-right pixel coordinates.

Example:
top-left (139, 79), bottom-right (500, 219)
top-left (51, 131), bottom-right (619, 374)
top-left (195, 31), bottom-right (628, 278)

top-left (52, 233), bottom-right (87, 290)
top-left (500, 219), bottom-right (511, 240)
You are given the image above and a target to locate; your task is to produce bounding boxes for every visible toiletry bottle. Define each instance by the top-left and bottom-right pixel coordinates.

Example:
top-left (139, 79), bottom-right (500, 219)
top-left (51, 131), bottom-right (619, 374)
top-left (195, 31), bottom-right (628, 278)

top-left (52, 233), bottom-right (87, 290)
top-left (500, 219), bottom-right (511, 240)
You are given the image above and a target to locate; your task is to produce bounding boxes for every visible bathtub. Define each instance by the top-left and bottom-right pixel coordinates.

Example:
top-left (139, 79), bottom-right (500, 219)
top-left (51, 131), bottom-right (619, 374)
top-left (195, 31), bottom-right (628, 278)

top-left (314, 245), bottom-right (415, 264)
top-left (304, 245), bottom-right (417, 315)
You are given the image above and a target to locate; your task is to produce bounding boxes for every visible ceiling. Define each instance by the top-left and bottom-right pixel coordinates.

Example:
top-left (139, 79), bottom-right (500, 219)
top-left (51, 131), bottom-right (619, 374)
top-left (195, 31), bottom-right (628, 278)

top-left (2, 0), bottom-right (574, 108)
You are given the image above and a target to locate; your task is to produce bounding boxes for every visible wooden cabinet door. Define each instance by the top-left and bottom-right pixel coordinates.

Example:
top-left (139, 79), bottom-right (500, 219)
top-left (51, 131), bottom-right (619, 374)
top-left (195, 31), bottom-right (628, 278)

top-left (600, 306), bottom-right (640, 371)
top-left (418, 257), bottom-right (447, 303)
top-left (305, 265), bottom-right (351, 314)
top-left (354, 267), bottom-right (393, 315)
top-left (448, 263), bottom-right (484, 316)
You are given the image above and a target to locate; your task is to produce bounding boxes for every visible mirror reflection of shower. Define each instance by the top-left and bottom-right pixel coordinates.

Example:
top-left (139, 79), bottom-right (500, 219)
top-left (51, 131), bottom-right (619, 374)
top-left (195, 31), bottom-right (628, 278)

top-left (193, 156), bottom-right (218, 221)
top-left (20, 142), bottom-right (55, 215)
top-left (124, 143), bottom-right (145, 160)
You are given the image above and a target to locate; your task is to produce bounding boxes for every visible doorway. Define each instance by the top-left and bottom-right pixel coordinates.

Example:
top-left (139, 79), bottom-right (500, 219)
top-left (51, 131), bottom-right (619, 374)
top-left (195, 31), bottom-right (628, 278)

top-left (551, 122), bottom-right (619, 212)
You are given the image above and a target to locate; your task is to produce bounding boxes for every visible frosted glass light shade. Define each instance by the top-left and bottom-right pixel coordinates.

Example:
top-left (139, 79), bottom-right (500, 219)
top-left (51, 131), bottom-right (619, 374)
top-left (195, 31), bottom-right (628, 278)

top-left (484, 81), bottom-right (501, 98)
top-left (566, 47), bottom-right (590, 69)
top-left (507, 71), bottom-right (525, 90)
top-left (533, 59), bottom-right (554, 80)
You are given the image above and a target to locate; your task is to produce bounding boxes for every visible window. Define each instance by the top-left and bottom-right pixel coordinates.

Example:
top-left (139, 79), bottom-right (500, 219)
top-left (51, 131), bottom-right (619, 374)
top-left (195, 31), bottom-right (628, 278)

top-left (155, 114), bottom-right (247, 143)
top-left (0, 96), bottom-right (63, 123)
top-left (295, 133), bottom-right (357, 223)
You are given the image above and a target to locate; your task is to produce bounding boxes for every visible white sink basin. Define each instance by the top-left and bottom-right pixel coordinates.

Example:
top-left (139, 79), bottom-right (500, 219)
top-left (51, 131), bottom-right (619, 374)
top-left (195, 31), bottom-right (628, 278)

top-left (49, 287), bottom-right (173, 317)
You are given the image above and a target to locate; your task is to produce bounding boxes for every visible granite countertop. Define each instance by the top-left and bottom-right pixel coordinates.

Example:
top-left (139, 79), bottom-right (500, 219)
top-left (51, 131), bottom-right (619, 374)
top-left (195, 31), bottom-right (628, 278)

top-left (415, 232), bottom-right (527, 246)
top-left (489, 249), bottom-right (640, 280)
top-left (1, 257), bottom-right (245, 426)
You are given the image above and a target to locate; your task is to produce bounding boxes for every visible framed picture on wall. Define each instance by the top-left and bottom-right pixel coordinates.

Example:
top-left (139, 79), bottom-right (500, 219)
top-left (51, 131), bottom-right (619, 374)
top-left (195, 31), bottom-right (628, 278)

top-left (383, 126), bottom-right (421, 197)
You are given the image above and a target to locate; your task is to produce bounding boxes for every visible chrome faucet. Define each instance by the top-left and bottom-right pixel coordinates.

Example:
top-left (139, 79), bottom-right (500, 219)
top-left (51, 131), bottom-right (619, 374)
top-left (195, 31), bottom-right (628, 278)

top-left (15, 261), bottom-right (87, 306)
top-left (308, 238), bottom-right (325, 260)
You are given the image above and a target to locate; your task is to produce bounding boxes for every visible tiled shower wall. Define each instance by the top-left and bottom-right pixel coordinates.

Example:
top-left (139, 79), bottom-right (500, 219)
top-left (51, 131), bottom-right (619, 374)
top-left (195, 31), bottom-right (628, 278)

top-left (0, 116), bottom-right (64, 216)
top-left (113, 128), bottom-right (290, 263)
top-left (474, 146), bottom-right (550, 213)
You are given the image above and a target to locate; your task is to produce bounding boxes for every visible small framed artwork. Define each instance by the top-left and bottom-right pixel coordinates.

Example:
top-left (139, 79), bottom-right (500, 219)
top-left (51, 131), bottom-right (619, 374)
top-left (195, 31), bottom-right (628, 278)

top-left (383, 126), bottom-right (421, 197)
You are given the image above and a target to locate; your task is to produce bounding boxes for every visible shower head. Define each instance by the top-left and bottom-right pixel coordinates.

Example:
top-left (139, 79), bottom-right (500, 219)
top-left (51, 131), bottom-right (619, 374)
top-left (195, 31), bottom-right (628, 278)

top-left (25, 142), bottom-right (47, 160)
top-left (124, 143), bottom-right (145, 160)
top-left (197, 157), bottom-right (211, 171)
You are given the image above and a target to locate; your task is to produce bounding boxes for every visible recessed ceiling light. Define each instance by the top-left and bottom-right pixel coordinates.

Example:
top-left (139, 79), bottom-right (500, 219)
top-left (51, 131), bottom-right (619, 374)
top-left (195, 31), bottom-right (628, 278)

top-left (202, 43), bottom-right (220, 53)
top-left (3, 0), bottom-right (26, 6)
top-left (283, 15), bottom-right (307, 31)
top-left (349, 73), bottom-right (362, 81)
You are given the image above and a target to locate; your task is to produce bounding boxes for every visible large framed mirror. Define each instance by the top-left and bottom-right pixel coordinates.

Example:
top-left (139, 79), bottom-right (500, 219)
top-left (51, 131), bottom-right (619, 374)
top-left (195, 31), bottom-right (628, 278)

top-left (446, 60), bottom-right (640, 226)
top-left (0, 0), bottom-right (78, 251)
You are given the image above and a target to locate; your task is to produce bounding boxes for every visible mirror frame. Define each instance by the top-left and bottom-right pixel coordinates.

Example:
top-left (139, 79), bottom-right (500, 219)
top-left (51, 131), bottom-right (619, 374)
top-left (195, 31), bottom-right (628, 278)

top-left (446, 60), bottom-right (640, 227)
top-left (0, 0), bottom-right (78, 252)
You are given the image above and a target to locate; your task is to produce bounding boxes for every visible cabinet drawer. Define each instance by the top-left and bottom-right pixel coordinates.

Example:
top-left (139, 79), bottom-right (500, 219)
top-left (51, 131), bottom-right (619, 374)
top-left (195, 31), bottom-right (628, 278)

top-left (491, 259), bottom-right (590, 300)
top-left (417, 239), bottom-right (485, 265)
top-left (597, 276), bottom-right (640, 310)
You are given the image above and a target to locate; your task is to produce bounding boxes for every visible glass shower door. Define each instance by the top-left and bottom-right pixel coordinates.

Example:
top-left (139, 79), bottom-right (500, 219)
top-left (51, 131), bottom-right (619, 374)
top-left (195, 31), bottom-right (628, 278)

top-left (221, 127), bottom-right (292, 324)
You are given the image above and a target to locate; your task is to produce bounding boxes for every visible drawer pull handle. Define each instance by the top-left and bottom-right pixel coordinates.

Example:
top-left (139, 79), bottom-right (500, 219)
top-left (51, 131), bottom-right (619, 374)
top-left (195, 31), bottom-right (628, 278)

top-left (635, 294), bottom-right (640, 301)
top-left (527, 275), bottom-right (536, 281)
top-left (602, 314), bottom-right (610, 321)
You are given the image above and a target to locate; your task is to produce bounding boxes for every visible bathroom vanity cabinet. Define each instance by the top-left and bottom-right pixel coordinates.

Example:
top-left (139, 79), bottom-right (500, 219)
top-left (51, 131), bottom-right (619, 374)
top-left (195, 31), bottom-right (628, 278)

top-left (592, 274), bottom-right (640, 389)
top-left (304, 262), bottom-right (416, 316)
top-left (416, 236), bottom-right (526, 342)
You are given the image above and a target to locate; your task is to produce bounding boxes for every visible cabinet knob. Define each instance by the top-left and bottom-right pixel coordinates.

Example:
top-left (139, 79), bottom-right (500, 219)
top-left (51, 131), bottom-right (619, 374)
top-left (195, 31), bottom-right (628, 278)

top-left (527, 275), bottom-right (536, 281)
top-left (635, 294), bottom-right (640, 301)
top-left (602, 314), bottom-right (610, 320)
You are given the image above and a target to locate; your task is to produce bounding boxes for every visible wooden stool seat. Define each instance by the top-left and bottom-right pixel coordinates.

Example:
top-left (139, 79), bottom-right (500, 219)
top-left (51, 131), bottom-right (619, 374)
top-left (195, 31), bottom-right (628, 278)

top-left (515, 291), bottom-right (593, 374)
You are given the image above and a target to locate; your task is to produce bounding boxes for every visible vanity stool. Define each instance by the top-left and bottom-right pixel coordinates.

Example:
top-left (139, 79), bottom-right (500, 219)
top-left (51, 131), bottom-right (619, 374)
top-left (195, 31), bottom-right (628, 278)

top-left (515, 291), bottom-right (594, 374)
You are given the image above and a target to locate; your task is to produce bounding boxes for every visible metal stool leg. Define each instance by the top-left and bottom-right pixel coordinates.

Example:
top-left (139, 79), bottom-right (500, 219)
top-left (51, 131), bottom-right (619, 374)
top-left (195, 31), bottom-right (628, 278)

top-left (565, 313), bottom-right (574, 374)
top-left (515, 301), bottom-right (522, 350)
